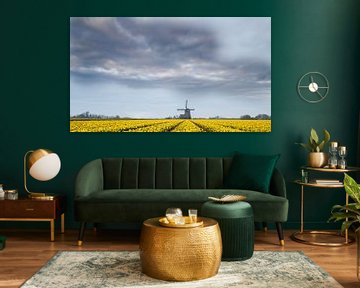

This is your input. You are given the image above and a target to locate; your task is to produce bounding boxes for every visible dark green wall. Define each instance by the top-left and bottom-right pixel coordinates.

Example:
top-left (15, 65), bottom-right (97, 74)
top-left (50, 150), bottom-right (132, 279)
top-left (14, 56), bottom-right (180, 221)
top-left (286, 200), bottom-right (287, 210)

top-left (1, 0), bottom-right (359, 230)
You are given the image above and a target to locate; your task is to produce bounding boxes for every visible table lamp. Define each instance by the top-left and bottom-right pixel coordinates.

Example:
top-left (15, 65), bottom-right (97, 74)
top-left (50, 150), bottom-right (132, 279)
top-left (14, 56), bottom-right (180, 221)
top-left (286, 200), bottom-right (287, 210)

top-left (24, 149), bottom-right (61, 199)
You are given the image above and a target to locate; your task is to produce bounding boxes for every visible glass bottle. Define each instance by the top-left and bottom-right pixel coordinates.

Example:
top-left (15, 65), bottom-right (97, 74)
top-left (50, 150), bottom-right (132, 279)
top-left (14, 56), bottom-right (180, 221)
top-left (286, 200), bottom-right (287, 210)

top-left (301, 169), bottom-right (308, 183)
top-left (6, 189), bottom-right (18, 200)
top-left (165, 208), bottom-right (183, 224)
top-left (337, 146), bottom-right (347, 169)
top-left (0, 184), bottom-right (4, 199)
top-left (328, 142), bottom-right (338, 169)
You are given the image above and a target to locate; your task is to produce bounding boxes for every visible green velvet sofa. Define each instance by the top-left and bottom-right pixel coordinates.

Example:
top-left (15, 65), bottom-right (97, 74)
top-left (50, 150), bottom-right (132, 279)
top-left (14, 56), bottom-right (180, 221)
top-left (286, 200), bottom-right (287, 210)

top-left (74, 157), bottom-right (288, 245)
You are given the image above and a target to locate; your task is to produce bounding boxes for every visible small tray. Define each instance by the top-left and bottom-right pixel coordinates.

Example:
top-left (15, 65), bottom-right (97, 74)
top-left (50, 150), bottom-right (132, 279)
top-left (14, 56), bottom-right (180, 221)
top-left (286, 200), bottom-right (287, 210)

top-left (208, 194), bottom-right (246, 203)
top-left (159, 216), bottom-right (203, 228)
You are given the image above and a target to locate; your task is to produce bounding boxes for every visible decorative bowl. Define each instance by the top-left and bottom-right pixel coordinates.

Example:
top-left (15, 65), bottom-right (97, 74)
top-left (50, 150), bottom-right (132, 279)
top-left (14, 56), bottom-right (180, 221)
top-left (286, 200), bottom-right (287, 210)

top-left (208, 194), bottom-right (246, 203)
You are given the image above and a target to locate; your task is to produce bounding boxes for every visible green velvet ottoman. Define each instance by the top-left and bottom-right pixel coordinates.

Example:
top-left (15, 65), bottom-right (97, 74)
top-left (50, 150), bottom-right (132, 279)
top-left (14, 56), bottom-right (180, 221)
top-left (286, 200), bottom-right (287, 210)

top-left (201, 201), bottom-right (254, 261)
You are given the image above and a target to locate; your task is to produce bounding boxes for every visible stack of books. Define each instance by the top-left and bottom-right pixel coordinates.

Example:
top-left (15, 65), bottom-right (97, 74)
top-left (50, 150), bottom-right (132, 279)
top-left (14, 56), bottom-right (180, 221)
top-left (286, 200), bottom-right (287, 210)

top-left (314, 179), bottom-right (341, 185)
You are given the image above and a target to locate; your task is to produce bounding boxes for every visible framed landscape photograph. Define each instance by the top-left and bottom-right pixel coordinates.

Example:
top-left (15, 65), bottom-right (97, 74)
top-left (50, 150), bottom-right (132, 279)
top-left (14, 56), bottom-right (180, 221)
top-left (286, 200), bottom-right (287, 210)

top-left (70, 17), bottom-right (271, 132)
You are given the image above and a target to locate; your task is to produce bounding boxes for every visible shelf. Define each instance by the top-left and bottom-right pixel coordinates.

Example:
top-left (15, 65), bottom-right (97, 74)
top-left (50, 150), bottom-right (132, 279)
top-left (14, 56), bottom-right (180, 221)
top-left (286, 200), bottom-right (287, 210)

top-left (294, 179), bottom-right (344, 188)
top-left (301, 166), bottom-right (360, 173)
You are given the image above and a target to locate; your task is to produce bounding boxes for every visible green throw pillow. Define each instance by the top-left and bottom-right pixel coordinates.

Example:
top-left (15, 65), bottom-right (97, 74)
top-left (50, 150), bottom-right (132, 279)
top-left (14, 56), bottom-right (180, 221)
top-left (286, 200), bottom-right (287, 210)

top-left (224, 153), bottom-right (280, 193)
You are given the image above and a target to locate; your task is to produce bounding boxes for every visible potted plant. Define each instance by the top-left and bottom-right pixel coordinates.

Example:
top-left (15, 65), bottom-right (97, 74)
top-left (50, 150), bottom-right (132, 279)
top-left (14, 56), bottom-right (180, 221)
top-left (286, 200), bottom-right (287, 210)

top-left (329, 173), bottom-right (360, 279)
top-left (296, 128), bottom-right (330, 167)
top-left (329, 173), bottom-right (360, 233)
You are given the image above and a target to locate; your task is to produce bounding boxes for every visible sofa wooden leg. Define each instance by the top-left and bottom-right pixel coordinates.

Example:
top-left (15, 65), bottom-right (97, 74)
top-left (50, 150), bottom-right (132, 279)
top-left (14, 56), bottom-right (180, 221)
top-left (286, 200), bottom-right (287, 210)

top-left (78, 222), bottom-right (86, 246)
top-left (275, 222), bottom-right (284, 246)
top-left (262, 222), bottom-right (268, 232)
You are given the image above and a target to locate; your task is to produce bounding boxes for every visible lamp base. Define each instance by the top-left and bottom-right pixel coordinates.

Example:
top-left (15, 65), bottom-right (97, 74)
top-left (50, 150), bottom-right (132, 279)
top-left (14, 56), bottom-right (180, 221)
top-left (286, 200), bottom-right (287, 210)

top-left (28, 193), bottom-right (55, 200)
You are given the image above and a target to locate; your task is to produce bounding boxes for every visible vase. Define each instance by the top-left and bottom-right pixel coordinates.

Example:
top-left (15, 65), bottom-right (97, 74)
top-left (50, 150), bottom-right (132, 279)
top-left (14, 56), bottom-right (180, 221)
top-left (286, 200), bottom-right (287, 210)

top-left (308, 152), bottom-right (328, 168)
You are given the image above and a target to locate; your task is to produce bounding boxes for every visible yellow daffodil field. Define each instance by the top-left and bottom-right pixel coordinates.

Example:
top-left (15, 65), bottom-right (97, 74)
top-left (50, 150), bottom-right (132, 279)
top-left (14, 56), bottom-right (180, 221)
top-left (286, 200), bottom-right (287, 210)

top-left (70, 119), bottom-right (271, 133)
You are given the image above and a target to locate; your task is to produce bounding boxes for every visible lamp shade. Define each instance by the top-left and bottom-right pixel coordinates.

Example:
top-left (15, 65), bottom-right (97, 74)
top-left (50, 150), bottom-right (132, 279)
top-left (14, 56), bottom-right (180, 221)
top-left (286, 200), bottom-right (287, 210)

top-left (28, 149), bottom-right (61, 181)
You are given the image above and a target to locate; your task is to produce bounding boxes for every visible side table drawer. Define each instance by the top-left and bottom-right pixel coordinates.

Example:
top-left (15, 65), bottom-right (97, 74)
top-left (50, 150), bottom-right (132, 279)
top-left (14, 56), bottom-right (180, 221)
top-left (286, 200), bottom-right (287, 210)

top-left (1, 201), bottom-right (55, 218)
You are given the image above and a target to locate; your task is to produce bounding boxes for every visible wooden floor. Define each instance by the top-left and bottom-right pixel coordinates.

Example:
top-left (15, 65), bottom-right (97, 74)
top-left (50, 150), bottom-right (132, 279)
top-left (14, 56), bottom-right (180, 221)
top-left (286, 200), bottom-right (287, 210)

top-left (0, 228), bottom-right (358, 288)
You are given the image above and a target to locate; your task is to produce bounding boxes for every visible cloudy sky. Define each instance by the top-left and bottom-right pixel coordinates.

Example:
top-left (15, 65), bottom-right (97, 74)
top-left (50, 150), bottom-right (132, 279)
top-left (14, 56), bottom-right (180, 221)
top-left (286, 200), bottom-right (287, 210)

top-left (70, 17), bottom-right (271, 118)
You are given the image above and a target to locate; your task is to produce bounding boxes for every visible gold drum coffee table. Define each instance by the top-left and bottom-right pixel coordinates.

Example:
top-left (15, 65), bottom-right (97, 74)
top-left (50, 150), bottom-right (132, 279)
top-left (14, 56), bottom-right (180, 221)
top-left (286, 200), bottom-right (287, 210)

top-left (139, 217), bottom-right (222, 281)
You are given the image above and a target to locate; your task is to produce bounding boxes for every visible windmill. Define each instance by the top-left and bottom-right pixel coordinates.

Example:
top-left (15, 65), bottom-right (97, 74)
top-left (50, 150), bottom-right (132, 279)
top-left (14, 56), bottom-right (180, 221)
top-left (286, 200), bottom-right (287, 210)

top-left (177, 100), bottom-right (195, 119)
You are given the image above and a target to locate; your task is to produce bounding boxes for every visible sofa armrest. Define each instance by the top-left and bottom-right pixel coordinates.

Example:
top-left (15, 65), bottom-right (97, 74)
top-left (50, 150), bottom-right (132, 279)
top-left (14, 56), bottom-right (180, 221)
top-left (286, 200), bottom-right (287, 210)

top-left (269, 168), bottom-right (287, 198)
top-left (75, 159), bottom-right (104, 199)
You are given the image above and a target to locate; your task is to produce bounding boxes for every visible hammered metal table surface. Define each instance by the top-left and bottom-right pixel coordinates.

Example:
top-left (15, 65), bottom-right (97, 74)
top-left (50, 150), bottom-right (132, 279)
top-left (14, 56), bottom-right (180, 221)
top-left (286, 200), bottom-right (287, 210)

top-left (139, 217), bottom-right (222, 281)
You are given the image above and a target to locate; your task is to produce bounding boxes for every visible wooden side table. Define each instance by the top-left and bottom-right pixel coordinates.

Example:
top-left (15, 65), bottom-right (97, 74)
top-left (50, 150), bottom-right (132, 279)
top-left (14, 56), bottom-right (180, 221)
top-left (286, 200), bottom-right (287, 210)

top-left (0, 195), bottom-right (66, 241)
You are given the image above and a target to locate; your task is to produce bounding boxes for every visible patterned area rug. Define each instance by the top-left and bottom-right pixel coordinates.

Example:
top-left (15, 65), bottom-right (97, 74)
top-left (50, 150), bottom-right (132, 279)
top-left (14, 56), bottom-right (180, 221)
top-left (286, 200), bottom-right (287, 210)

top-left (21, 251), bottom-right (342, 288)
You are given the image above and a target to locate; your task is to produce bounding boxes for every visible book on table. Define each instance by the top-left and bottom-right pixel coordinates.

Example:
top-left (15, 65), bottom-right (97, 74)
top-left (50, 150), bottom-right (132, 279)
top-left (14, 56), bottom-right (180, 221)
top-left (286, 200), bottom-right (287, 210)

top-left (314, 179), bottom-right (341, 185)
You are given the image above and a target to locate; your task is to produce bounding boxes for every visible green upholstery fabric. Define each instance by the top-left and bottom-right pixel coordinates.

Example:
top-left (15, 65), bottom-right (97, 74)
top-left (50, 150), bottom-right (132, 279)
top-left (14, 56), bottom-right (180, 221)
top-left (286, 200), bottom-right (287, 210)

top-left (206, 158), bottom-right (224, 188)
top-left (138, 158), bottom-right (156, 189)
top-left (155, 158), bottom-right (172, 188)
top-left (269, 169), bottom-right (287, 198)
top-left (189, 158), bottom-right (206, 188)
top-left (121, 158), bottom-right (139, 189)
top-left (201, 201), bottom-right (254, 261)
top-left (74, 157), bottom-right (288, 224)
top-left (201, 201), bottom-right (253, 218)
top-left (103, 158), bottom-right (122, 189)
top-left (173, 158), bottom-right (190, 189)
top-left (99, 157), bottom-right (234, 190)
top-left (75, 189), bottom-right (287, 222)
top-left (223, 153), bottom-right (280, 193)
top-left (75, 159), bottom-right (103, 199)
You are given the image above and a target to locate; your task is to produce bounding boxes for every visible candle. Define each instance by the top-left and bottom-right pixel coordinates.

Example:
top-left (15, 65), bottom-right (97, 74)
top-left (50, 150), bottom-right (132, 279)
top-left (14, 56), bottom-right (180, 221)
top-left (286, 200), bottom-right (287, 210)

top-left (338, 146), bottom-right (346, 153)
top-left (337, 146), bottom-right (347, 169)
top-left (330, 142), bottom-right (338, 148)
top-left (338, 146), bottom-right (347, 158)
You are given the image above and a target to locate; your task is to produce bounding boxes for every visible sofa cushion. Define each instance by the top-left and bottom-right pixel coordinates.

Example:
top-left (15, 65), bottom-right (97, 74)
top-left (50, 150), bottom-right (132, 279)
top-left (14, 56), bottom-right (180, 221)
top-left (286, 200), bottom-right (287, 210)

top-left (75, 188), bottom-right (288, 222)
top-left (101, 158), bottom-right (233, 190)
top-left (223, 153), bottom-right (280, 193)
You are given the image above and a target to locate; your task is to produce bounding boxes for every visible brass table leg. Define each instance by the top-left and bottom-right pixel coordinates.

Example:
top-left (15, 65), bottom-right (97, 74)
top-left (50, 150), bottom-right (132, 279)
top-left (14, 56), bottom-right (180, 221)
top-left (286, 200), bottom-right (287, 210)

top-left (345, 194), bottom-right (348, 243)
top-left (61, 213), bottom-right (65, 234)
top-left (300, 185), bottom-right (304, 233)
top-left (291, 183), bottom-right (354, 246)
top-left (50, 219), bottom-right (55, 242)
